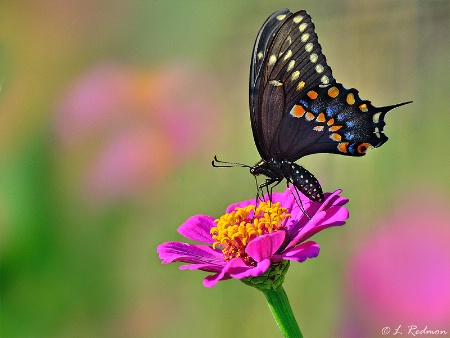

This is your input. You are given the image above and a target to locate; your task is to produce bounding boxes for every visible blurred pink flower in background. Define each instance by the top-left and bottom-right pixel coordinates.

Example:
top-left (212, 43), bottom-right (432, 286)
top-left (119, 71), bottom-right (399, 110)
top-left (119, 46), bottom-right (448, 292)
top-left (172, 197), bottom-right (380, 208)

top-left (343, 189), bottom-right (450, 335)
top-left (54, 63), bottom-right (220, 202)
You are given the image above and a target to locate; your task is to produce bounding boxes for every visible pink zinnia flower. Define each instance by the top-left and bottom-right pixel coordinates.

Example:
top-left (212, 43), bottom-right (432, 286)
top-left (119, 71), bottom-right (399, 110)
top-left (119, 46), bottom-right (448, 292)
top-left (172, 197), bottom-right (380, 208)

top-left (157, 187), bottom-right (349, 287)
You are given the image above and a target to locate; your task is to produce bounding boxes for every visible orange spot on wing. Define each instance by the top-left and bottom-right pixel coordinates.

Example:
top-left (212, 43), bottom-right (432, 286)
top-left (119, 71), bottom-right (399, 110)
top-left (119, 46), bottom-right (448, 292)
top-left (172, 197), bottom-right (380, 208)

top-left (330, 133), bottom-right (342, 141)
top-left (291, 105), bottom-right (306, 118)
top-left (316, 113), bottom-right (326, 122)
top-left (305, 112), bottom-right (315, 121)
top-left (359, 103), bottom-right (368, 112)
top-left (329, 125), bottom-right (342, 131)
top-left (327, 118), bottom-right (335, 126)
top-left (307, 90), bottom-right (318, 99)
top-left (327, 86), bottom-right (339, 98)
top-left (337, 142), bottom-right (349, 153)
top-left (357, 142), bottom-right (372, 154)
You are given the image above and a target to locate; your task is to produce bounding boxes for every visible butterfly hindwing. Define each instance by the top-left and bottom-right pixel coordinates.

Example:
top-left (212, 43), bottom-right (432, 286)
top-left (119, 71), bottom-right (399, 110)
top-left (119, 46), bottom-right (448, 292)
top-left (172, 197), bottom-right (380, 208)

top-left (276, 83), bottom-right (412, 160)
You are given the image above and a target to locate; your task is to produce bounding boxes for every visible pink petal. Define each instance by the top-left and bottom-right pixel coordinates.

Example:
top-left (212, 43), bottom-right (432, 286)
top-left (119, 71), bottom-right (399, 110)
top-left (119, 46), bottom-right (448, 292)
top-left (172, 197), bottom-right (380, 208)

top-left (285, 211), bottom-right (327, 250)
top-left (178, 215), bottom-right (216, 244)
top-left (203, 258), bottom-right (250, 287)
top-left (179, 263), bottom-right (222, 273)
top-left (203, 257), bottom-right (273, 287)
top-left (273, 241), bottom-right (320, 262)
top-left (298, 206), bottom-right (349, 243)
top-left (245, 231), bottom-right (286, 262)
top-left (157, 242), bottom-right (223, 266)
top-left (229, 258), bottom-right (272, 279)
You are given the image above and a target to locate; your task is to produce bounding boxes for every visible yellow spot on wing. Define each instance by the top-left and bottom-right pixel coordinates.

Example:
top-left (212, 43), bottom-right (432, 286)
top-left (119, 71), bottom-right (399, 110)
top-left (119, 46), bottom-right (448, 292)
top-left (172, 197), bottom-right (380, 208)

top-left (296, 81), bottom-right (305, 91)
top-left (291, 71), bottom-right (300, 81)
top-left (346, 93), bottom-right (355, 105)
top-left (276, 14), bottom-right (287, 20)
top-left (359, 103), bottom-right (368, 112)
top-left (299, 23), bottom-right (308, 32)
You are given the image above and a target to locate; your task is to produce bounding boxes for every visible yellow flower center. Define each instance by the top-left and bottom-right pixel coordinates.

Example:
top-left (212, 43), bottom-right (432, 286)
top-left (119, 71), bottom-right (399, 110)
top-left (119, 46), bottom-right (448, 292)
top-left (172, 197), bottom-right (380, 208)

top-left (210, 201), bottom-right (290, 265)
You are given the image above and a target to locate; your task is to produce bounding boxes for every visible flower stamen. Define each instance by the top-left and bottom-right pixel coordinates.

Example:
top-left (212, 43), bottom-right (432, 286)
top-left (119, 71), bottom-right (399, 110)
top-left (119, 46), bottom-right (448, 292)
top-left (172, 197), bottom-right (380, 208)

top-left (210, 201), bottom-right (290, 265)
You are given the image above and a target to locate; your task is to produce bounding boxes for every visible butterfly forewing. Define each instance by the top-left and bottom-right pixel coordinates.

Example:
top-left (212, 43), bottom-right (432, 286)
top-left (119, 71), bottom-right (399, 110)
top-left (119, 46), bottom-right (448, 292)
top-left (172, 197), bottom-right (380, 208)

top-left (250, 9), bottom-right (291, 159)
top-left (250, 10), bottom-right (335, 161)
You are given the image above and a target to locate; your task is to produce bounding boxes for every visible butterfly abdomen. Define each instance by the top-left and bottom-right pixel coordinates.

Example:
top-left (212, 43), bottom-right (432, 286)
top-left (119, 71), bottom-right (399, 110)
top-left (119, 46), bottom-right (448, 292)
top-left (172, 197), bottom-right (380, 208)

top-left (283, 162), bottom-right (324, 202)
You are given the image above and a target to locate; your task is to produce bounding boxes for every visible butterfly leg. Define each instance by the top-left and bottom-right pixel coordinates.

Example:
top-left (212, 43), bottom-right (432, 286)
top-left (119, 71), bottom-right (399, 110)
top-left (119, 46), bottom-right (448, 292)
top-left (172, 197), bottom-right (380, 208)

top-left (287, 181), bottom-right (311, 219)
top-left (256, 177), bottom-right (282, 204)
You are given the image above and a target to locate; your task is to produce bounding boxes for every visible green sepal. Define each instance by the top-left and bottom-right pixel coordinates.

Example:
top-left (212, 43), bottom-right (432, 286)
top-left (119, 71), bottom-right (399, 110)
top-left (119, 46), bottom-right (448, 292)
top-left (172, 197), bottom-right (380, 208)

top-left (241, 260), bottom-right (290, 291)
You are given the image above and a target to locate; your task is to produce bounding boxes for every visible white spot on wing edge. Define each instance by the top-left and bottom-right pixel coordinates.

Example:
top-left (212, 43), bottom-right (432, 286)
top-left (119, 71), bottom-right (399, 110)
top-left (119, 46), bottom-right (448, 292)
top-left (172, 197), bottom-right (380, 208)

top-left (299, 23), bottom-right (308, 32)
top-left (276, 14), bottom-right (287, 21)
top-left (287, 60), bottom-right (295, 71)
top-left (293, 15), bottom-right (303, 23)
top-left (301, 33), bottom-right (310, 42)
top-left (291, 71), bottom-right (300, 81)
top-left (373, 112), bottom-right (381, 123)
top-left (310, 53), bottom-right (318, 63)
top-left (305, 43), bottom-right (313, 53)
top-left (320, 75), bottom-right (329, 84)
top-left (374, 127), bottom-right (381, 138)
top-left (268, 54), bottom-right (277, 65)
top-left (257, 51), bottom-right (264, 60)
top-left (313, 126), bottom-right (324, 132)
top-left (283, 49), bottom-right (293, 61)
top-left (269, 80), bottom-right (283, 87)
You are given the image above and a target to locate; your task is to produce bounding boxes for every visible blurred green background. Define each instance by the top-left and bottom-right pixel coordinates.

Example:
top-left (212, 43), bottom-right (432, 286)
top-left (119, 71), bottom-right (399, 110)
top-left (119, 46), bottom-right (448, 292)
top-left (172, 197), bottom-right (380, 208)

top-left (1, 1), bottom-right (449, 337)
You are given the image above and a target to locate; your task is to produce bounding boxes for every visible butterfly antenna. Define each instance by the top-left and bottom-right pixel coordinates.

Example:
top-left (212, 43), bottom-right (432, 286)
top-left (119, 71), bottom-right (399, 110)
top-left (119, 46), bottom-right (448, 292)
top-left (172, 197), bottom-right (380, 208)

top-left (212, 155), bottom-right (251, 168)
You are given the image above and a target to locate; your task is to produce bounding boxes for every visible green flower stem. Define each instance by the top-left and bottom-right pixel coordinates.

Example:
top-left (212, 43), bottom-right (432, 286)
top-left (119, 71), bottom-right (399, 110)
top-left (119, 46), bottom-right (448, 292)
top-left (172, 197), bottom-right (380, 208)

top-left (263, 286), bottom-right (303, 338)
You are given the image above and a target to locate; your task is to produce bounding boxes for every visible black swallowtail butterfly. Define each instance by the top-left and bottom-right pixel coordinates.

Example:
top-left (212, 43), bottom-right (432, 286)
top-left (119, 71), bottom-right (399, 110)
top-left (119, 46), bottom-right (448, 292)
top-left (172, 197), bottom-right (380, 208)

top-left (213, 9), bottom-right (411, 203)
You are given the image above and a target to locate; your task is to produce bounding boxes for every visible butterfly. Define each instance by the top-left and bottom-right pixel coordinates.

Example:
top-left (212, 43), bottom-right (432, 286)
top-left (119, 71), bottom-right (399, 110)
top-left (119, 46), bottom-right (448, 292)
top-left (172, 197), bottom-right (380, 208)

top-left (214, 8), bottom-right (411, 203)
